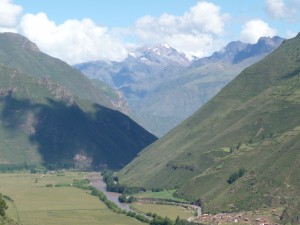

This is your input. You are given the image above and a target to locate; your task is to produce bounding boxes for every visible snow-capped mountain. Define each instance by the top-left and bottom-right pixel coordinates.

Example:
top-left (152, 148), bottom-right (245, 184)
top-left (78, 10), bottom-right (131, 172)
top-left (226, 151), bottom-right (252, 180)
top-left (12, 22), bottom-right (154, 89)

top-left (132, 43), bottom-right (191, 66)
top-left (75, 43), bottom-right (191, 92)
top-left (75, 37), bottom-right (284, 136)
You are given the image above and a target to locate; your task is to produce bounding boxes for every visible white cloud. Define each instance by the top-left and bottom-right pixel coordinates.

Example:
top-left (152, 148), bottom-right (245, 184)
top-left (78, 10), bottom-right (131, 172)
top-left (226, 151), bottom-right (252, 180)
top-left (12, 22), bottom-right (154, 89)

top-left (265, 0), bottom-right (287, 19)
top-left (0, 0), bottom-right (22, 28)
top-left (265, 0), bottom-right (299, 20)
top-left (240, 19), bottom-right (277, 43)
top-left (0, 1), bottom-right (230, 63)
top-left (18, 13), bottom-right (128, 64)
top-left (132, 1), bottom-right (229, 58)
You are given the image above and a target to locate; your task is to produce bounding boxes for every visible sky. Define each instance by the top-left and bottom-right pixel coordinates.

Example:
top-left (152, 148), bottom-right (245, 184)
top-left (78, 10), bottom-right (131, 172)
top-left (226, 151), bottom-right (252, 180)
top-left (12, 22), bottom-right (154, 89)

top-left (0, 0), bottom-right (299, 64)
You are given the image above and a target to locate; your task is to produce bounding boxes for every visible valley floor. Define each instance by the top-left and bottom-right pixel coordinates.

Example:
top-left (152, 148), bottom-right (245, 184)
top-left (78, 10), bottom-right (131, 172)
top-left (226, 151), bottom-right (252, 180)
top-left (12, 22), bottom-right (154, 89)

top-left (0, 171), bottom-right (284, 225)
top-left (0, 172), bottom-right (143, 225)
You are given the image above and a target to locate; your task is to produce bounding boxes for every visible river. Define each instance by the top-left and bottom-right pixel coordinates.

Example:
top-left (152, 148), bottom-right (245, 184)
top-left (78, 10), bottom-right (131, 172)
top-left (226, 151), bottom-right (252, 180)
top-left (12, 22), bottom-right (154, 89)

top-left (86, 172), bottom-right (200, 220)
top-left (86, 172), bottom-right (131, 211)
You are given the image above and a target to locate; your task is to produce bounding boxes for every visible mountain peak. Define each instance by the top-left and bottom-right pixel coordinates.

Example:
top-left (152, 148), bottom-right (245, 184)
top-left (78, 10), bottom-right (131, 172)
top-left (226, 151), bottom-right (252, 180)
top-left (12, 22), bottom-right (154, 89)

top-left (192, 35), bottom-right (284, 67)
top-left (1, 32), bottom-right (40, 52)
top-left (257, 35), bottom-right (284, 47)
top-left (135, 43), bottom-right (191, 66)
top-left (138, 43), bottom-right (176, 55)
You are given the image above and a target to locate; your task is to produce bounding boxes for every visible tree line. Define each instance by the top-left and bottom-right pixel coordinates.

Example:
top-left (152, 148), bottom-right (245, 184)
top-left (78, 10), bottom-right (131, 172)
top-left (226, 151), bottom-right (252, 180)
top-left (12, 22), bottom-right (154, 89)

top-left (227, 168), bottom-right (246, 184)
top-left (102, 170), bottom-right (145, 194)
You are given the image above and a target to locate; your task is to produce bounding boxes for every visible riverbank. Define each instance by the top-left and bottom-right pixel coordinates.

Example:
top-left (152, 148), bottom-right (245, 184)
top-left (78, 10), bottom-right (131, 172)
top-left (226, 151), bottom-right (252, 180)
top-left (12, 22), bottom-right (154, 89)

top-left (86, 172), bottom-right (131, 211)
top-left (86, 172), bottom-right (201, 222)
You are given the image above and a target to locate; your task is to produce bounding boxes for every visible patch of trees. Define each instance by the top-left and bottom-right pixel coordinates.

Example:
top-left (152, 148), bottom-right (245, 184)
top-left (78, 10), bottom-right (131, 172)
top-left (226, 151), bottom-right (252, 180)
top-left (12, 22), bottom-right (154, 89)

top-left (72, 179), bottom-right (90, 189)
top-left (150, 217), bottom-right (173, 225)
top-left (54, 183), bottom-right (71, 187)
top-left (126, 211), bottom-right (149, 223)
top-left (72, 182), bottom-right (149, 223)
top-left (0, 163), bottom-right (77, 174)
top-left (89, 187), bottom-right (149, 223)
top-left (0, 193), bottom-right (8, 217)
top-left (227, 168), bottom-right (246, 184)
top-left (149, 216), bottom-right (196, 225)
top-left (102, 170), bottom-right (145, 194)
top-left (151, 188), bottom-right (164, 192)
top-left (45, 163), bottom-right (76, 171)
top-left (30, 167), bottom-right (47, 174)
top-left (0, 163), bottom-right (35, 172)
top-left (118, 194), bottom-right (135, 203)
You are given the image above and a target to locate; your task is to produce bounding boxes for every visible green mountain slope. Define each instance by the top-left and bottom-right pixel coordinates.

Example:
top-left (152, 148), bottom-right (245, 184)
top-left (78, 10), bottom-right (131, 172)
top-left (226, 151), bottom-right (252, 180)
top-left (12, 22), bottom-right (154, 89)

top-left (0, 33), bottom-right (157, 169)
top-left (0, 32), bottom-right (111, 107)
top-left (118, 34), bottom-right (300, 220)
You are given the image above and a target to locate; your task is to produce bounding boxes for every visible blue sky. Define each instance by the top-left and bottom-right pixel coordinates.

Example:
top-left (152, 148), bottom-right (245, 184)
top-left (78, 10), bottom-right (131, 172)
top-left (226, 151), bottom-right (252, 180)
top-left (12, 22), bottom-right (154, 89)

top-left (14, 0), bottom-right (197, 26)
top-left (1, 0), bottom-right (299, 64)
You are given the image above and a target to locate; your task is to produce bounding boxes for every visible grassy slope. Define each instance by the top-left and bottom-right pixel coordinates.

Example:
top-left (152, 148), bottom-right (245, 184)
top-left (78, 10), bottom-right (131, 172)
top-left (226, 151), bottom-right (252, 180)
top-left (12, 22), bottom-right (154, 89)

top-left (0, 33), bottom-right (157, 169)
top-left (0, 173), bottom-right (143, 225)
top-left (136, 61), bottom-right (246, 136)
top-left (118, 35), bottom-right (300, 220)
top-left (0, 32), bottom-right (110, 108)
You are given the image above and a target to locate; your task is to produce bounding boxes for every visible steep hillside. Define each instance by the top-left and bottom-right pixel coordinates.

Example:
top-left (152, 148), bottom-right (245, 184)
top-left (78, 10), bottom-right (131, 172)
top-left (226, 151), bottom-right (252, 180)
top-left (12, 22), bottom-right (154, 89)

top-left (90, 79), bottom-right (132, 116)
top-left (0, 32), bottom-right (111, 108)
top-left (118, 34), bottom-right (300, 221)
top-left (76, 37), bottom-right (283, 136)
top-left (0, 33), bottom-right (157, 169)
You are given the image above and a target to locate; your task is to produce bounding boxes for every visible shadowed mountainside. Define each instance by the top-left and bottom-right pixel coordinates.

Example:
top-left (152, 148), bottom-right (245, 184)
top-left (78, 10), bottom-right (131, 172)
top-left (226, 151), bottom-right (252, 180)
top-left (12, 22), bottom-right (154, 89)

top-left (0, 33), bottom-right (157, 169)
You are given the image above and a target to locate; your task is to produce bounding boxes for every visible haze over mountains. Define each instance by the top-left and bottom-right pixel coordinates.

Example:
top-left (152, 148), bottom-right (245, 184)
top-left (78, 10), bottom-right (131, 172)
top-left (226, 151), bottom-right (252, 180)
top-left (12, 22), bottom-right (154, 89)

top-left (0, 32), bottom-right (157, 169)
top-left (118, 34), bottom-right (300, 222)
top-left (76, 36), bottom-right (284, 136)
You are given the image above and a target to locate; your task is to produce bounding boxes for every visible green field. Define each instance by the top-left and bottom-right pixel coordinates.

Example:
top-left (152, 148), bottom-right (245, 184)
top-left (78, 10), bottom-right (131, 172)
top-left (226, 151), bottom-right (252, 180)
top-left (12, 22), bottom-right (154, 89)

top-left (131, 203), bottom-right (194, 220)
top-left (0, 172), bottom-right (143, 225)
top-left (134, 190), bottom-right (187, 203)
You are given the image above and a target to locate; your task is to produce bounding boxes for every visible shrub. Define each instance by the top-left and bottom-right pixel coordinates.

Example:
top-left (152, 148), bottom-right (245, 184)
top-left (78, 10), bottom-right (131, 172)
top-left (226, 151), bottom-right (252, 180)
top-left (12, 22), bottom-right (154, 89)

top-left (0, 194), bottom-right (8, 217)
top-left (54, 183), bottom-right (71, 187)
top-left (118, 194), bottom-right (134, 203)
top-left (152, 188), bottom-right (164, 192)
top-left (227, 168), bottom-right (246, 184)
top-left (72, 179), bottom-right (90, 189)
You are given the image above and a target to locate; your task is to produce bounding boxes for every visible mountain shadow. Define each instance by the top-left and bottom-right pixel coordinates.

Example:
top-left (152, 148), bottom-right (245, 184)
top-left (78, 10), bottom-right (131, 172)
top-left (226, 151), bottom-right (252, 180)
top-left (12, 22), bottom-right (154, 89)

top-left (0, 95), bottom-right (157, 169)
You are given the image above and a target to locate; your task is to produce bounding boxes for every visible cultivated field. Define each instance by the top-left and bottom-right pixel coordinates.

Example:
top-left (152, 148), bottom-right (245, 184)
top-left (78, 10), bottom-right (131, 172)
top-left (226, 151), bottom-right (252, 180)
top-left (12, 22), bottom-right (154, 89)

top-left (133, 189), bottom-right (187, 202)
top-left (0, 172), bottom-right (143, 225)
top-left (131, 203), bottom-right (194, 220)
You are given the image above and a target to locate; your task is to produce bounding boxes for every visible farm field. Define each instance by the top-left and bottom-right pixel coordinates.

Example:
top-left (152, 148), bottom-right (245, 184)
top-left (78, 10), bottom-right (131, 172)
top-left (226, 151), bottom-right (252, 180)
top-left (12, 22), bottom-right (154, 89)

top-left (0, 172), bottom-right (143, 225)
top-left (133, 189), bottom-right (187, 202)
top-left (131, 203), bottom-right (194, 220)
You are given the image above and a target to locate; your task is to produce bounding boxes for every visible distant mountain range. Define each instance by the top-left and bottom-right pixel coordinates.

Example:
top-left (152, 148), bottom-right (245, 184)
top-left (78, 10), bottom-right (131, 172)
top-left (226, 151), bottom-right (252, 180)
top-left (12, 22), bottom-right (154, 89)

top-left (118, 34), bottom-right (300, 222)
top-left (75, 36), bottom-right (284, 136)
top-left (0, 32), bottom-right (157, 169)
